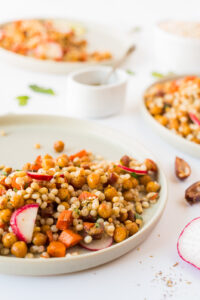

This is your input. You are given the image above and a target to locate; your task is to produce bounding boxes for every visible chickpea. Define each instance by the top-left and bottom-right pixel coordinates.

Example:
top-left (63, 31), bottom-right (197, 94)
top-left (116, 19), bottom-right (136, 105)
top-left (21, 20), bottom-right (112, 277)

top-left (123, 178), bottom-right (134, 190)
top-left (11, 241), bottom-right (27, 258)
top-left (0, 196), bottom-right (7, 209)
top-left (155, 115), bottom-right (168, 126)
top-left (71, 174), bottom-right (86, 189)
top-left (139, 175), bottom-right (152, 186)
top-left (2, 233), bottom-right (17, 248)
top-left (42, 159), bottom-right (55, 170)
top-left (169, 118), bottom-right (179, 130)
top-left (58, 188), bottom-right (70, 201)
top-left (135, 202), bottom-right (143, 214)
top-left (54, 140), bottom-right (65, 153)
top-left (150, 106), bottom-right (163, 115)
top-left (56, 154), bottom-right (69, 168)
top-left (41, 225), bottom-right (50, 233)
top-left (120, 212), bottom-right (128, 222)
top-left (104, 186), bottom-right (118, 201)
top-left (131, 177), bottom-right (139, 188)
top-left (33, 232), bottom-right (47, 246)
top-left (0, 209), bottom-right (12, 223)
top-left (98, 202), bottom-right (112, 219)
top-left (10, 194), bottom-right (24, 208)
top-left (146, 181), bottom-right (160, 193)
top-left (126, 222), bottom-right (139, 236)
top-left (61, 202), bottom-right (70, 210)
top-left (181, 123), bottom-right (191, 137)
top-left (123, 190), bottom-right (135, 202)
top-left (114, 226), bottom-right (127, 243)
top-left (87, 173), bottom-right (100, 189)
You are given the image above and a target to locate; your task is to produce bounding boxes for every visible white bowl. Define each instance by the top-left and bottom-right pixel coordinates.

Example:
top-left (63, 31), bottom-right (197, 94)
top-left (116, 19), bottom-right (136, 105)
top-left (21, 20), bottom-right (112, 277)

top-left (0, 18), bottom-right (132, 74)
top-left (154, 21), bottom-right (200, 73)
top-left (0, 114), bottom-right (167, 275)
top-left (66, 66), bottom-right (128, 118)
top-left (141, 76), bottom-right (200, 158)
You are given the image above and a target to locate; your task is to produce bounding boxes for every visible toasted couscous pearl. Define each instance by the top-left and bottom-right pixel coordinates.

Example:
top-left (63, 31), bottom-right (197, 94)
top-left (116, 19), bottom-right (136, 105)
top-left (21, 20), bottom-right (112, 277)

top-left (46, 218), bottom-right (54, 226)
top-left (24, 194), bottom-right (30, 199)
top-left (15, 177), bottom-right (24, 185)
top-left (142, 201), bottom-right (150, 208)
top-left (51, 225), bottom-right (58, 233)
top-left (25, 253), bottom-right (34, 258)
top-left (48, 193), bottom-right (55, 201)
top-left (90, 209), bottom-right (97, 217)
top-left (40, 218), bottom-right (45, 225)
top-left (53, 212), bottom-right (60, 219)
top-left (26, 187), bottom-right (33, 194)
top-left (36, 198), bottom-right (42, 205)
top-left (61, 183), bottom-right (68, 189)
top-left (55, 197), bottom-right (61, 204)
top-left (39, 187), bottom-right (48, 194)
top-left (57, 204), bottom-right (65, 213)
top-left (1, 248), bottom-right (10, 255)
top-left (81, 208), bottom-right (89, 217)
top-left (32, 193), bottom-right (40, 199)
top-left (52, 234), bottom-right (58, 240)
top-left (76, 224), bottom-right (83, 231)
top-left (41, 202), bottom-right (47, 209)
top-left (84, 235), bottom-right (92, 244)
top-left (51, 188), bottom-right (58, 195)
top-left (31, 182), bottom-right (40, 190)
top-left (5, 177), bottom-right (12, 185)
top-left (68, 185), bottom-right (74, 193)
top-left (41, 194), bottom-right (48, 201)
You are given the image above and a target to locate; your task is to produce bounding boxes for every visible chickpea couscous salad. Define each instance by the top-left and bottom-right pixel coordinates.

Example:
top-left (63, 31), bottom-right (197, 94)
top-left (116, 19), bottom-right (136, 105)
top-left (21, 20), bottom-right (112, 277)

top-left (0, 142), bottom-right (160, 259)
top-left (0, 19), bottom-right (112, 62)
top-left (144, 76), bottom-right (200, 145)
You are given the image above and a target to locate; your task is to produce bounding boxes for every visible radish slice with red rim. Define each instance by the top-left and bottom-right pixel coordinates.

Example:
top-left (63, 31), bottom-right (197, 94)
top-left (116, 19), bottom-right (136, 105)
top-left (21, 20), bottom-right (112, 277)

top-left (27, 172), bottom-right (64, 181)
top-left (10, 204), bottom-right (39, 243)
top-left (80, 234), bottom-right (113, 251)
top-left (177, 217), bottom-right (200, 270)
top-left (189, 113), bottom-right (200, 127)
top-left (117, 164), bottom-right (147, 175)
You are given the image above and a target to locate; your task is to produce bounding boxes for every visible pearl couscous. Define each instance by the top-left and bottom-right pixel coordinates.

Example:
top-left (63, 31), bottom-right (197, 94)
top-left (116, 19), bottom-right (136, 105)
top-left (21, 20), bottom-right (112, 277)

top-left (145, 76), bottom-right (200, 144)
top-left (0, 148), bottom-right (160, 258)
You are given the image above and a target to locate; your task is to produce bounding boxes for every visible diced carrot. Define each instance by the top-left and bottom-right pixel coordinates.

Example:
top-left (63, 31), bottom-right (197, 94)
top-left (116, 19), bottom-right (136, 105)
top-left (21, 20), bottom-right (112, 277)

top-left (79, 191), bottom-right (97, 201)
top-left (46, 230), bottom-right (53, 242)
top-left (169, 81), bottom-right (179, 93)
top-left (11, 176), bottom-right (21, 190)
top-left (30, 155), bottom-right (42, 171)
top-left (83, 222), bottom-right (95, 231)
top-left (184, 75), bottom-right (197, 82)
top-left (59, 229), bottom-right (82, 248)
top-left (69, 150), bottom-right (87, 161)
top-left (0, 189), bottom-right (6, 196)
top-left (56, 210), bottom-right (73, 231)
top-left (47, 241), bottom-right (66, 257)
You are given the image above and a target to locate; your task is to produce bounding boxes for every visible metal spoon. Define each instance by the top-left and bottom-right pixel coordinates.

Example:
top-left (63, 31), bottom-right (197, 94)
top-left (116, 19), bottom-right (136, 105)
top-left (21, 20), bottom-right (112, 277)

top-left (101, 44), bottom-right (136, 85)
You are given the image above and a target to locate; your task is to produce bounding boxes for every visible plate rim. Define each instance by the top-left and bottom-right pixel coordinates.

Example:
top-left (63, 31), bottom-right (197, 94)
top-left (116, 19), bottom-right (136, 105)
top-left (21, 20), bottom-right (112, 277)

top-left (0, 113), bottom-right (168, 267)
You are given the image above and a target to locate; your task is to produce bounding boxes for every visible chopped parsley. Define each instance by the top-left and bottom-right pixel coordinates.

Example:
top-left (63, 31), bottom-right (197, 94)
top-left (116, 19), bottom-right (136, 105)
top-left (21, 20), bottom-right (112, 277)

top-left (126, 69), bottom-right (135, 76)
top-left (13, 188), bottom-right (18, 192)
top-left (130, 172), bottom-right (139, 179)
top-left (135, 213), bottom-right (143, 220)
top-left (95, 223), bottom-right (100, 228)
top-left (1, 171), bottom-right (7, 176)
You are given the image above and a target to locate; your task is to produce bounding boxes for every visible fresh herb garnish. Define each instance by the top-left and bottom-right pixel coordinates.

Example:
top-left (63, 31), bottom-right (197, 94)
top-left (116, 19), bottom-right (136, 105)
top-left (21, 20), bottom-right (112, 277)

top-left (95, 223), bottom-right (100, 228)
top-left (16, 95), bottom-right (30, 106)
top-left (135, 213), bottom-right (143, 220)
top-left (24, 183), bottom-right (29, 189)
top-left (74, 208), bottom-right (80, 215)
top-left (151, 71), bottom-right (176, 79)
top-left (1, 171), bottom-right (8, 176)
top-left (126, 69), bottom-right (135, 76)
top-left (130, 172), bottom-right (139, 179)
top-left (13, 188), bottom-right (18, 192)
top-left (29, 84), bottom-right (55, 95)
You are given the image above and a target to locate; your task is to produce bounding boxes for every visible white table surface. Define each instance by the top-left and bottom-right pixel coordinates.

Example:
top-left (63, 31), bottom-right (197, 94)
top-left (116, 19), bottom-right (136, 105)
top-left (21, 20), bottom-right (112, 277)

top-left (0, 0), bottom-right (200, 299)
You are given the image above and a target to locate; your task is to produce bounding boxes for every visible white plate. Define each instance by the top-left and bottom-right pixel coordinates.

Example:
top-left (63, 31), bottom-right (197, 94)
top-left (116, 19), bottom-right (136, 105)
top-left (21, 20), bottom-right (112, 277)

top-left (142, 76), bottom-right (200, 158)
top-left (0, 114), bottom-right (167, 275)
top-left (0, 18), bottom-right (131, 74)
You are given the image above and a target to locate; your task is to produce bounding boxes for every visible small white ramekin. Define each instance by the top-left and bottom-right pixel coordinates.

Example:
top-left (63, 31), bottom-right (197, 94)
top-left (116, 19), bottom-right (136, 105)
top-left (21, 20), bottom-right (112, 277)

top-left (66, 66), bottom-right (128, 118)
top-left (154, 21), bottom-right (200, 73)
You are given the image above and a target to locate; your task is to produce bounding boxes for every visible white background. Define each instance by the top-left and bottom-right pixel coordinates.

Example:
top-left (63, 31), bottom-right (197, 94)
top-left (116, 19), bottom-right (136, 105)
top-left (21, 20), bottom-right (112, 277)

top-left (0, 1), bottom-right (200, 299)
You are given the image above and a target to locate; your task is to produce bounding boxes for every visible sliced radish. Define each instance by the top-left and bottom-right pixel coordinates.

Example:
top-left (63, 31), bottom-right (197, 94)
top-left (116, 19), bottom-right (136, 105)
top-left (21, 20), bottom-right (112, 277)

top-left (189, 113), bottom-right (200, 127)
top-left (27, 172), bottom-right (64, 181)
top-left (177, 217), bottom-right (200, 270)
top-left (80, 234), bottom-right (113, 251)
top-left (27, 172), bottom-right (53, 181)
top-left (117, 164), bottom-right (147, 175)
top-left (10, 204), bottom-right (39, 243)
top-left (35, 42), bottom-right (63, 60)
